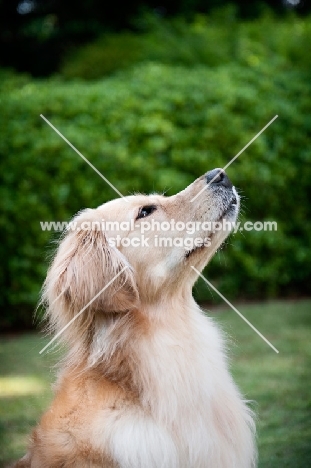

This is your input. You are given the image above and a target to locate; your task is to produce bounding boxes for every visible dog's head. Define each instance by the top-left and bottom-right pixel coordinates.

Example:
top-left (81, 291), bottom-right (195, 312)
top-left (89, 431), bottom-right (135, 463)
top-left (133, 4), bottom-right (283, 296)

top-left (43, 169), bottom-right (239, 343)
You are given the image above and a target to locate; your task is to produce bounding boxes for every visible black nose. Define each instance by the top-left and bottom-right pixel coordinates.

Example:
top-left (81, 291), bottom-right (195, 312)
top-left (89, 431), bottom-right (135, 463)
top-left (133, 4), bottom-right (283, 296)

top-left (205, 168), bottom-right (232, 188)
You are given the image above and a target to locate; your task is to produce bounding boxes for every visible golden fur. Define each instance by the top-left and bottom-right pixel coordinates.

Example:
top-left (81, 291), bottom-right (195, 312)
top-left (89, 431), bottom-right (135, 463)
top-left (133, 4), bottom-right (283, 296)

top-left (13, 170), bottom-right (256, 467)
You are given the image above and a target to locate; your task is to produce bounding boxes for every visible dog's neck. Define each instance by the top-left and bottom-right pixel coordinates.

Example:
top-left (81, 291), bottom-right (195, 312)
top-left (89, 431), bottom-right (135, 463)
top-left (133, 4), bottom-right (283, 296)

top-left (61, 290), bottom-right (188, 360)
top-left (59, 293), bottom-right (224, 421)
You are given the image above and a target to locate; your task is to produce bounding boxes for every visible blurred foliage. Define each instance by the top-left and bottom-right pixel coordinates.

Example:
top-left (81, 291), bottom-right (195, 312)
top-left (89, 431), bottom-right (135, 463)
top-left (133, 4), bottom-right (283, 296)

top-left (1, 0), bottom-right (311, 77)
top-left (61, 10), bottom-right (311, 79)
top-left (1, 12), bottom-right (311, 329)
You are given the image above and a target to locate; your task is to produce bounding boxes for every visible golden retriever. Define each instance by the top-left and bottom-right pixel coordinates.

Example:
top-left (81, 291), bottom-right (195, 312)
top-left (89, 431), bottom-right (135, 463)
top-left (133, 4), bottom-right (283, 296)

top-left (13, 168), bottom-right (256, 468)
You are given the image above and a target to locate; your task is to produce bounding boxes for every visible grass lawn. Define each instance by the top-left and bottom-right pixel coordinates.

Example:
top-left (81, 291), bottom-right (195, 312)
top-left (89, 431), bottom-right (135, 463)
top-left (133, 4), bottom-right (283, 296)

top-left (0, 299), bottom-right (310, 467)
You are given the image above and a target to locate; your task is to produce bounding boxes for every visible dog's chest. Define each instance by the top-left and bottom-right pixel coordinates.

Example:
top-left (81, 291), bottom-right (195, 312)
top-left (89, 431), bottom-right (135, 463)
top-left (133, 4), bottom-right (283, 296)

top-left (89, 316), bottom-right (251, 467)
top-left (138, 321), bottom-right (221, 419)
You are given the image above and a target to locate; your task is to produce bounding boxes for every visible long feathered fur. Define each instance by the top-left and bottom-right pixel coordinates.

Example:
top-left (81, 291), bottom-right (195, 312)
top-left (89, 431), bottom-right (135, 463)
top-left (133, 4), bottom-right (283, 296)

top-left (13, 173), bottom-right (257, 468)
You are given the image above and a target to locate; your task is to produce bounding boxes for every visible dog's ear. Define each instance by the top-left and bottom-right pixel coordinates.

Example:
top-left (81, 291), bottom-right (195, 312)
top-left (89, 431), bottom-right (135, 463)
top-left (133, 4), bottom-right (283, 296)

top-left (42, 209), bottom-right (139, 338)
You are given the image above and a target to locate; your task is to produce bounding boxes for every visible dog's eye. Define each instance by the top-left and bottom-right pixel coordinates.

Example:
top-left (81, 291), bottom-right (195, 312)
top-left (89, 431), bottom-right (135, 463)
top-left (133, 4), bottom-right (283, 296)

top-left (136, 205), bottom-right (157, 220)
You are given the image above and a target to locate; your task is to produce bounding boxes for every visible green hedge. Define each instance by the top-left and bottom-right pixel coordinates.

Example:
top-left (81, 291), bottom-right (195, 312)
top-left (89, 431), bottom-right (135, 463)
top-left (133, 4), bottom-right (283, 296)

top-left (61, 12), bottom-right (311, 79)
top-left (1, 50), bottom-right (311, 329)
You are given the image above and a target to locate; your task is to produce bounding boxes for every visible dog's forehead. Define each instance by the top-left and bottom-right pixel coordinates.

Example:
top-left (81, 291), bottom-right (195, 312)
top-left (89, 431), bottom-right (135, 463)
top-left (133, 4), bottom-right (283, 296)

top-left (97, 194), bottom-right (166, 219)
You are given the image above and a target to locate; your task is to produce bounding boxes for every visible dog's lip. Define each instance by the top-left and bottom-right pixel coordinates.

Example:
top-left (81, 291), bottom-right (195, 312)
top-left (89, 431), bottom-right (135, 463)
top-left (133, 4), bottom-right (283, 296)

top-left (184, 195), bottom-right (238, 259)
top-left (220, 195), bottom-right (239, 220)
top-left (230, 195), bottom-right (238, 206)
top-left (184, 232), bottom-right (216, 259)
top-left (185, 244), bottom-right (205, 259)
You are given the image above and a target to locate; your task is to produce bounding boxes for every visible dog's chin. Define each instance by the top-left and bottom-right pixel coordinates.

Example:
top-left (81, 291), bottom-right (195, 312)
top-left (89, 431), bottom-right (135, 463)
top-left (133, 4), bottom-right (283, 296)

top-left (184, 194), bottom-right (239, 261)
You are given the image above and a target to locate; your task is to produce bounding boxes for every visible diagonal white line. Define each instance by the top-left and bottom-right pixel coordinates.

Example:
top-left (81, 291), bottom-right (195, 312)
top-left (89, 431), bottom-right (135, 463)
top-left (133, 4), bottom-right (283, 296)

top-left (39, 266), bottom-right (128, 354)
top-left (191, 266), bottom-right (279, 353)
top-left (191, 115), bottom-right (278, 202)
top-left (40, 114), bottom-right (128, 201)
